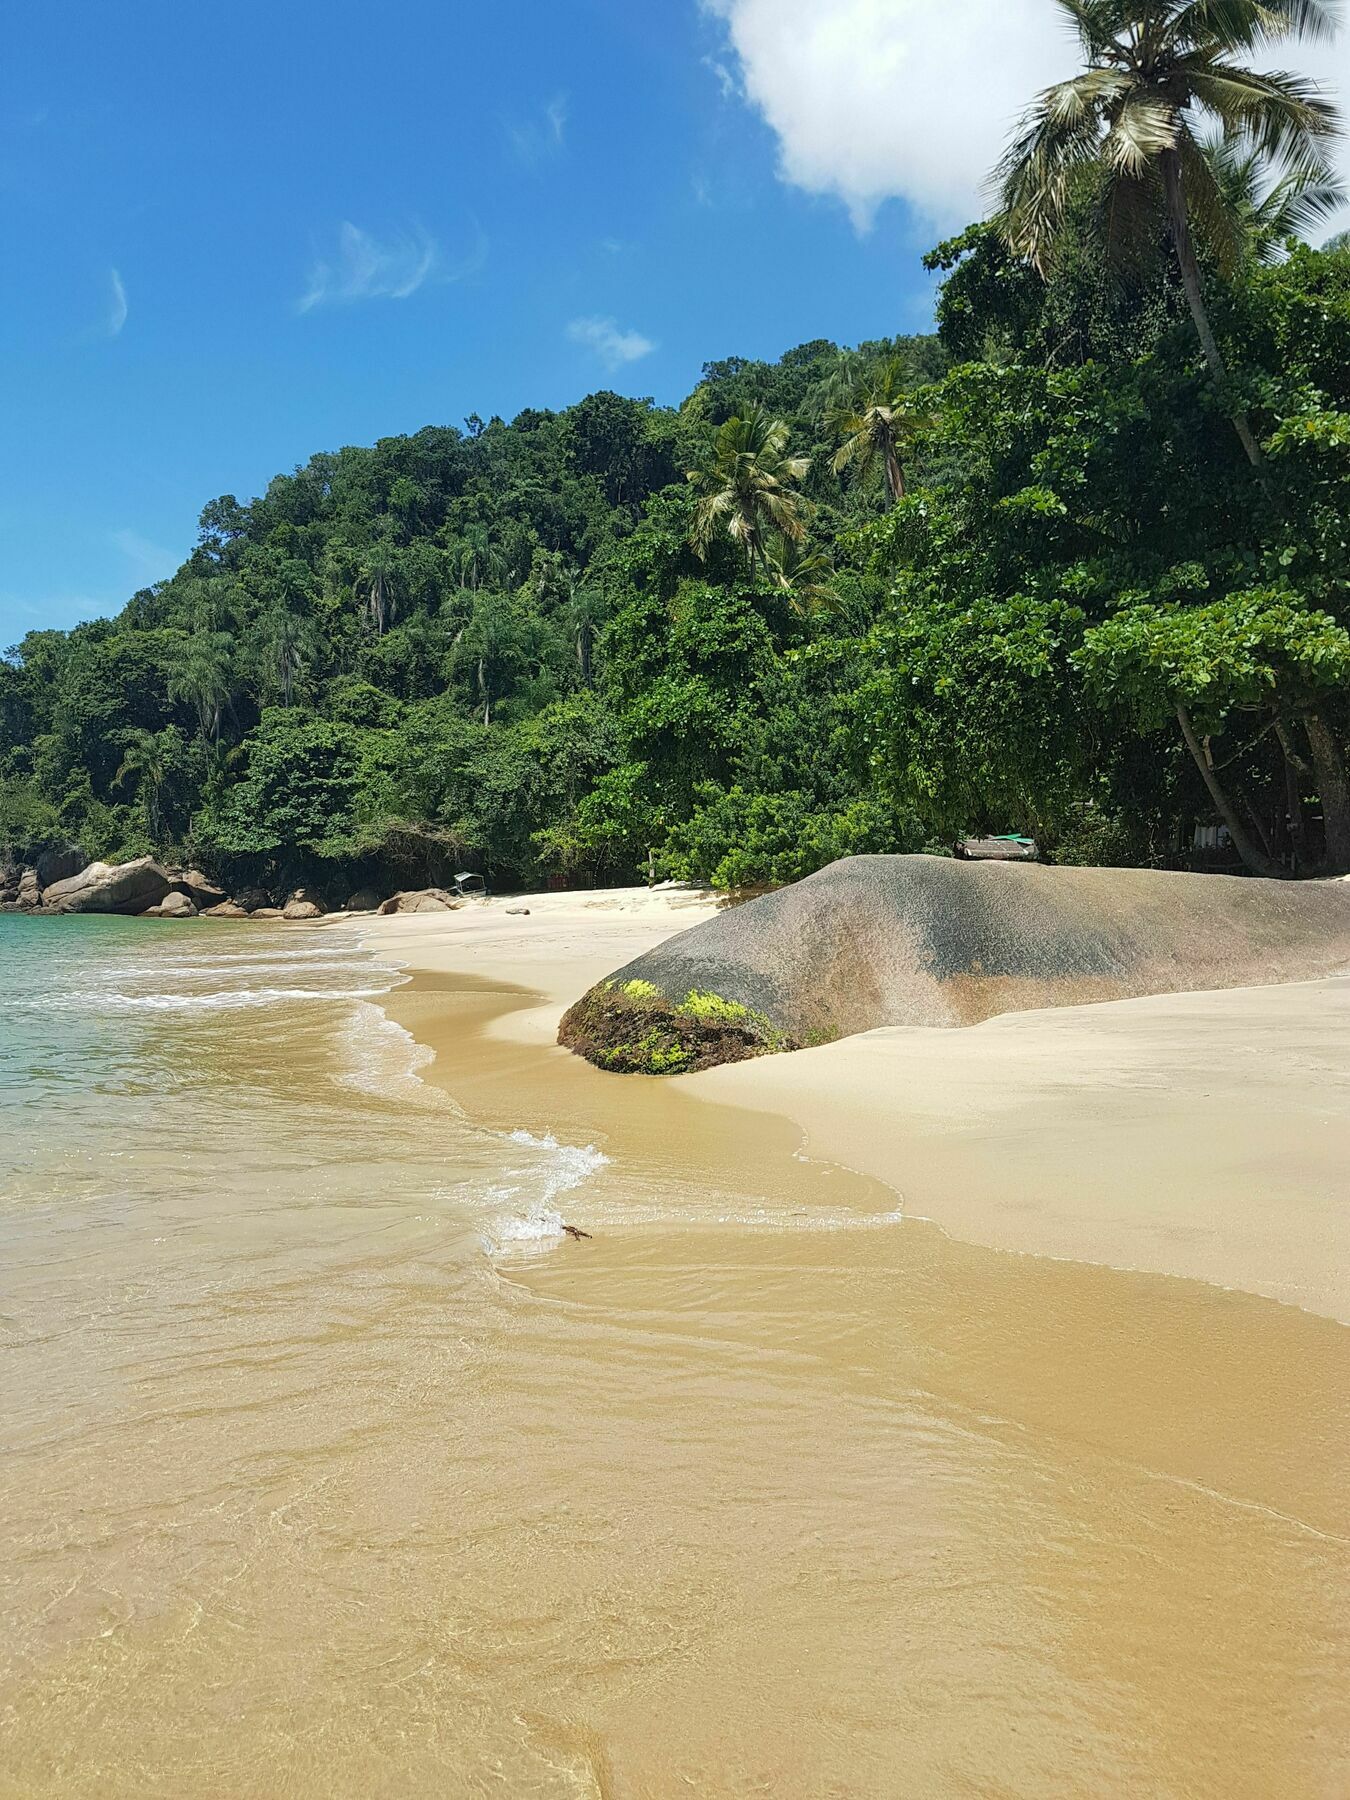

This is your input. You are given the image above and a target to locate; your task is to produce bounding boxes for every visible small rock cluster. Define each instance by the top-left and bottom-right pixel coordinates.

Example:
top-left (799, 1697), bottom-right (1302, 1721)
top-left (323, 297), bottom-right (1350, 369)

top-left (0, 855), bottom-right (506, 922)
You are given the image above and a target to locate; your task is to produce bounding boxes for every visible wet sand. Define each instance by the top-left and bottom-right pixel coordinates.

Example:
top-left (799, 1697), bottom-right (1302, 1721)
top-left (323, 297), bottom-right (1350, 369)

top-left (358, 889), bottom-right (1350, 1798)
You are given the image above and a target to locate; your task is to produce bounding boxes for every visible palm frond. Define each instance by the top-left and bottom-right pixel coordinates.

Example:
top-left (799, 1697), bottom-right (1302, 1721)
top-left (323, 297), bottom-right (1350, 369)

top-left (1186, 59), bottom-right (1340, 164)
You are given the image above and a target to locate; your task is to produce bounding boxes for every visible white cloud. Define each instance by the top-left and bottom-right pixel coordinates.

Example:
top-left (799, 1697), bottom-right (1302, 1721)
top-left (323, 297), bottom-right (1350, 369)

top-left (298, 221), bottom-right (440, 311)
top-left (112, 529), bottom-right (177, 585)
top-left (507, 93), bottom-right (570, 165)
top-left (106, 267), bottom-right (127, 337)
top-left (566, 315), bottom-right (656, 371)
top-left (703, 0), bottom-right (1350, 232)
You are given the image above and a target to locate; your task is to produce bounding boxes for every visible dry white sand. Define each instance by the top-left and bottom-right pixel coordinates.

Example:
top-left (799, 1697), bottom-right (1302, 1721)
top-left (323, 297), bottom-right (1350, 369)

top-left (341, 888), bottom-right (1350, 1322)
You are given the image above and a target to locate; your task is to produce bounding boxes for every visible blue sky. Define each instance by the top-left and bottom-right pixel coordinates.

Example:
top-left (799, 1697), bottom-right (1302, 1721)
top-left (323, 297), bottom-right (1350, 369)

top-left (3, 0), bottom-right (1345, 642)
top-left (0, 0), bottom-right (940, 642)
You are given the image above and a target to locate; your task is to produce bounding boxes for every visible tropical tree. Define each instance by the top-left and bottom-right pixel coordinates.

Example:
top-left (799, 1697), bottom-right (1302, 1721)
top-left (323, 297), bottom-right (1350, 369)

top-left (1205, 131), bottom-right (1347, 262)
top-left (996, 0), bottom-right (1342, 466)
top-left (261, 608), bottom-right (320, 707)
top-left (355, 541), bottom-right (399, 636)
top-left (687, 409), bottom-right (811, 574)
top-left (113, 726), bottom-right (179, 840)
top-left (828, 358), bottom-right (932, 508)
top-left (766, 536), bottom-right (837, 614)
top-left (168, 631), bottom-right (235, 744)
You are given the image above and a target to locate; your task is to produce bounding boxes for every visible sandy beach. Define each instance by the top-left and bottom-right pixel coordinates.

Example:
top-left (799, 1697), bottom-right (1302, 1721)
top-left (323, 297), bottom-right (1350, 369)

top-left (351, 884), bottom-right (1350, 1321)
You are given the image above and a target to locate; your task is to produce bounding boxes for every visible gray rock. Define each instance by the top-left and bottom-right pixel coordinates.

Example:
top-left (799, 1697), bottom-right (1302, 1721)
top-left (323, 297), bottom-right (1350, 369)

top-left (282, 899), bottom-right (324, 920)
top-left (42, 857), bottom-right (171, 916)
top-left (200, 901), bottom-right (249, 918)
top-left (563, 854), bottom-right (1350, 1063)
top-left (170, 868), bottom-right (227, 907)
top-left (144, 891), bottom-right (197, 919)
top-left (233, 887), bottom-right (272, 914)
top-left (344, 888), bottom-right (383, 913)
top-left (16, 869), bottom-right (41, 910)
top-left (34, 845), bottom-right (85, 888)
top-left (377, 889), bottom-right (460, 914)
top-left (250, 907), bottom-right (284, 920)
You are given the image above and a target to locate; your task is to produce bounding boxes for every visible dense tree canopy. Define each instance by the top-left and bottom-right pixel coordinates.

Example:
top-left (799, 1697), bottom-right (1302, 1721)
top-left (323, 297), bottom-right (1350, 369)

top-left (4, 155), bottom-right (1350, 892)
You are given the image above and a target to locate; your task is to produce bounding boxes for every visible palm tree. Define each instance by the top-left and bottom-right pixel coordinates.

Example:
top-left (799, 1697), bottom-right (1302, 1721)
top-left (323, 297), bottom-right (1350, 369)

top-left (687, 409), bottom-right (811, 574)
top-left (996, 0), bottom-right (1341, 467)
top-left (766, 536), bottom-right (837, 614)
top-left (355, 541), bottom-right (399, 636)
top-left (262, 608), bottom-right (319, 706)
top-left (113, 728), bottom-right (174, 841)
top-left (565, 580), bottom-right (604, 686)
top-left (1203, 131), bottom-right (1346, 261)
top-left (829, 358), bottom-right (933, 508)
top-left (168, 632), bottom-right (234, 744)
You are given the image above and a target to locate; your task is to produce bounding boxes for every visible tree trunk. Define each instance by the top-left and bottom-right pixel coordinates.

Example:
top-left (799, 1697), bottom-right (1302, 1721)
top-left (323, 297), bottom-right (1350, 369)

top-left (1274, 719), bottom-right (1308, 873)
top-left (1175, 703), bottom-right (1285, 878)
top-left (1304, 711), bottom-right (1350, 874)
top-left (884, 437), bottom-right (905, 507)
top-left (1159, 150), bottom-right (1263, 470)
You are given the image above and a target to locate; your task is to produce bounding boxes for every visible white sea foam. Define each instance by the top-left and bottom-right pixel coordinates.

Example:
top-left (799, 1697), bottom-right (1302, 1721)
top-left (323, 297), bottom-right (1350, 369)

top-left (83, 986), bottom-right (388, 1013)
top-left (480, 1130), bottom-right (610, 1256)
top-left (334, 1001), bottom-right (441, 1104)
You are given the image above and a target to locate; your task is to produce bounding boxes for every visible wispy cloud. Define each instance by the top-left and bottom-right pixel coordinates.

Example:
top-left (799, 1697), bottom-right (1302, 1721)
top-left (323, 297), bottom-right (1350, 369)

top-left (566, 315), bottom-right (656, 372)
top-left (298, 221), bottom-right (441, 312)
top-left (112, 528), bottom-right (177, 585)
top-left (106, 267), bottom-right (127, 337)
top-left (507, 92), bottom-right (570, 165)
top-left (702, 54), bottom-right (737, 99)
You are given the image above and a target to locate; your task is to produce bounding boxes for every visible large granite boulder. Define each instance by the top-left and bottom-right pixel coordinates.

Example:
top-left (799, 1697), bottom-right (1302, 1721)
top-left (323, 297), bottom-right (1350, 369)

top-left (16, 870), bottom-right (41, 910)
top-left (34, 844), bottom-right (86, 889)
top-left (42, 857), bottom-right (171, 916)
top-left (377, 889), bottom-right (461, 914)
top-left (345, 887), bottom-right (383, 913)
top-left (200, 901), bottom-right (249, 918)
top-left (233, 887), bottom-right (272, 914)
top-left (560, 854), bottom-right (1350, 1072)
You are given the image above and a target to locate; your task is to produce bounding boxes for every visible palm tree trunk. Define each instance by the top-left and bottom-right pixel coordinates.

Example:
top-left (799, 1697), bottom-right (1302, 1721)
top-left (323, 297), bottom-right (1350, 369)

top-left (1175, 703), bottom-right (1284, 878)
top-left (1159, 150), bottom-right (1263, 470)
top-left (1304, 711), bottom-right (1350, 874)
top-left (884, 439), bottom-right (905, 507)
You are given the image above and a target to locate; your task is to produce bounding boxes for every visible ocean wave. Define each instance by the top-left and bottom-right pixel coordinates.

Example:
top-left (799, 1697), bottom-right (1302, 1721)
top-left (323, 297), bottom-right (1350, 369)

top-left (480, 1131), bottom-right (610, 1256)
top-left (334, 1002), bottom-right (442, 1105)
top-left (79, 986), bottom-right (389, 1013)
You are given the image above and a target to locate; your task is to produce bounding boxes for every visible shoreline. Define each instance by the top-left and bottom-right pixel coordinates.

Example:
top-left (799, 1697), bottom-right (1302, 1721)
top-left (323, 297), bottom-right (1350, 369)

top-left (339, 888), bottom-right (1350, 1323)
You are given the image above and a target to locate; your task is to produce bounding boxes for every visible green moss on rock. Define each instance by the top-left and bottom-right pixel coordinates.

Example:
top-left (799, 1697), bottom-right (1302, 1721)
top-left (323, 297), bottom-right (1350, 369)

top-left (558, 980), bottom-right (795, 1075)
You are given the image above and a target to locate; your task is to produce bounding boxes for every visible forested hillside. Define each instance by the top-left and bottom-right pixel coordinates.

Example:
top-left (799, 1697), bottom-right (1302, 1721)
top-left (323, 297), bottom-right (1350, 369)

top-left (5, 206), bottom-right (1350, 894)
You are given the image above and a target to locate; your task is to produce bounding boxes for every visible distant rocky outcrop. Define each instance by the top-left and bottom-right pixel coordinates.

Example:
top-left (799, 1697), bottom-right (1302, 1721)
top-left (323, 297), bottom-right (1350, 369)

top-left (377, 889), bottom-right (461, 914)
top-left (41, 856), bottom-right (172, 916)
top-left (560, 855), bottom-right (1350, 1072)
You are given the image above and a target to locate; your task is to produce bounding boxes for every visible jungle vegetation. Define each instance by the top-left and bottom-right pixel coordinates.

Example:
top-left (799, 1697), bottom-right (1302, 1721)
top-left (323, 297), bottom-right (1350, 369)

top-left (4, 0), bottom-right (1349, 892)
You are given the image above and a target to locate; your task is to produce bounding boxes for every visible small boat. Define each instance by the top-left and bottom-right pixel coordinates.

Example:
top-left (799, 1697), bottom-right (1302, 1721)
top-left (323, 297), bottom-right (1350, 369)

top-left (953, 834), bottom-right (1039, 862)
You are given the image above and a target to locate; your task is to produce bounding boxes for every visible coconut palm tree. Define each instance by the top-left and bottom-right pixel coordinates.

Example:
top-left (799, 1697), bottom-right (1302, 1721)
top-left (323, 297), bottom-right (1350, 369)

top-left (687, 409), bottom-right (811, 574)
top-left (766, 535), bottom-right (838, 615)
top-left (828, 358), bottom-right (933, 509)
top-left (996, 0), bottom-right (1342, 467)
top-left (1203, 131), bottom-right (1346, 261)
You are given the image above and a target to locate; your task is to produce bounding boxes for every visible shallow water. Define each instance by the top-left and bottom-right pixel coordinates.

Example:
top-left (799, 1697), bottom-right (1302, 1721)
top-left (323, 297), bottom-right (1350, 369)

top-left (1, 913), bottom-right (1346, 1797)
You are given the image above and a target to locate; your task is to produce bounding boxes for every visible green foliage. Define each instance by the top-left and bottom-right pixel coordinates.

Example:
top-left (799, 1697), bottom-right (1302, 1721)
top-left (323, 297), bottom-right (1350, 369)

top-left (5, 222), bottom-right (1350, 889)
